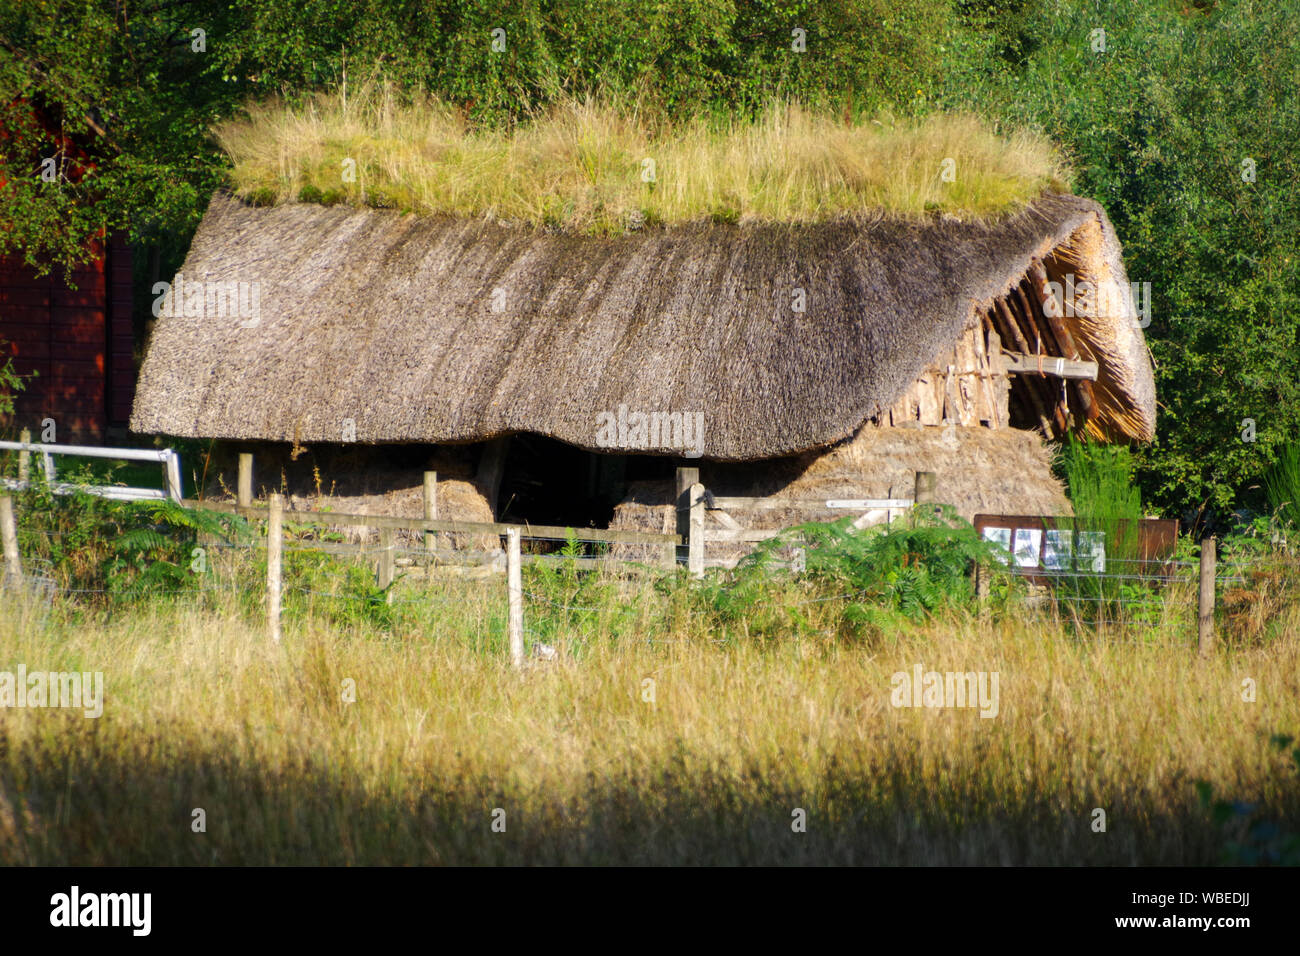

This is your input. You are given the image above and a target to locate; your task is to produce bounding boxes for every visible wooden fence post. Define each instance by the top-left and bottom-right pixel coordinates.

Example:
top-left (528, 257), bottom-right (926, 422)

top-left (378, 527), bottom-right (395, 603)
top-left (676, 466), bottom-right (699, 566)
top-left (164, 450), bottom-right (183, 502)
top-left (238, 453), bottom-right (253, 508)
top-left (688, 481), bottom-right (705, 578)
top-left (913, 470), bottom-right (938, 527)
top-left (975, 563), bottom-right (990, 620)
top-left (0, 494), bottom-right (20, 583)
top-left (1198, 536), bottom-right (1216, 657)
top-left (423, 471), bottom-right (438, 556)
top-left (914, 471), bottom-right (938, 504)
top-left (17, 429), bottom-right (30, 483)
top-left (267, 493), bottom-right (283, 644)
top-left (506, 528), bottom-right (524, 669)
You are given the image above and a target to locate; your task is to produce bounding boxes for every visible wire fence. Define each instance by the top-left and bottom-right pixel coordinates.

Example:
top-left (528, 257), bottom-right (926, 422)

top-left (3, 489), bottom-right (1291, 662)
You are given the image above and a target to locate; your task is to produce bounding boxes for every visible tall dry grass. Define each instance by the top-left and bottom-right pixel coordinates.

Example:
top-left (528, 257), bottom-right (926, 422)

top-left (214, 82), bottom-right (1071, 231)
top-left (0, 572), bottom-right (1295, 865)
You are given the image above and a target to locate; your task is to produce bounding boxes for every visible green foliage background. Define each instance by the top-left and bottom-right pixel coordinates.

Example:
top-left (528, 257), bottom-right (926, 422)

top-left (2, 0), bottom-right (1297, 521)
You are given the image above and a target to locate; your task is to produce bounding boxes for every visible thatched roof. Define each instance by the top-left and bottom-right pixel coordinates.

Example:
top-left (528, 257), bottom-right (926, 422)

top-left (131, 192), bottom-right (1155, 459)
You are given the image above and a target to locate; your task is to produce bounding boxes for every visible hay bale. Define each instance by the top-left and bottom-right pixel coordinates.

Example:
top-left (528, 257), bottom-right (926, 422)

top-left (202, 444), bottom-right (499, 551)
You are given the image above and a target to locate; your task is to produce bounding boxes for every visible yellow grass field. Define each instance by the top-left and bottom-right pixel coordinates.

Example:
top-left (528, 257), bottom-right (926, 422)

top-left (1, 575), bottom-right (1296, 865)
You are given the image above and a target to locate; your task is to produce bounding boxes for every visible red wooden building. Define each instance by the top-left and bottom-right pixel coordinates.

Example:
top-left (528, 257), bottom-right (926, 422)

top-left (1, 94), bottom-right (136, 442)
top-left (0, 236), bottom-right (134, 441)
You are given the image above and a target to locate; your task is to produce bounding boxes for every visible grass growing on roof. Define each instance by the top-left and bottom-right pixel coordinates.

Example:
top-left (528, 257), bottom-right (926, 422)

top-left (215, 82), bottom-right (1072, 232)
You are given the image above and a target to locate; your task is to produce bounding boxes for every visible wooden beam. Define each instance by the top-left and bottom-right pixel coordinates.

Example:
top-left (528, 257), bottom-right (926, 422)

top-left (1028, 260), bottom-right (1100, 423)
top-left (1013, 282), bottom-right (1053, 356)
top-left (914, 471), bottom-right (938, 506)
top-left (702, 528), bottom-right (782, 543)
top-left (688, 482), bottom-right (705, 577)
top-left (992, 298), bottom-right (1055, 437)
top-left (238, 453), bottom-right (253, 507)
top-left (423, 470), bottom-right (438, 553)
top-left (1002, 352), bottom-right (1099, 380)
top-left (187, 499), bottom-right (682, 546)
top-left (1008, 284), bottom-right (1069, 434)
top-left (994, 298), bottom-right (1030, 354)
top-left (974, 322), bottom-right (1001, 428)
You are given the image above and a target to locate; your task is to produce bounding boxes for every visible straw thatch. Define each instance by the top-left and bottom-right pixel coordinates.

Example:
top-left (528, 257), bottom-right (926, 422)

top-left (131, 192), bottom-right (1155, 458)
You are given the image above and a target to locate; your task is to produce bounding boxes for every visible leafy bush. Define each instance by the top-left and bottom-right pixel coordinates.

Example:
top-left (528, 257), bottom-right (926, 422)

top-left (693, 508), bottom-right (1009, 640)
top-left (13, 468), bottom-right (249, 601)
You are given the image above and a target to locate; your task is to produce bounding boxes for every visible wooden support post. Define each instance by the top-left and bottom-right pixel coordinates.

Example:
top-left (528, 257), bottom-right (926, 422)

top-left (1198, 537), bottom-right (1216, 657)
top-left (914, 471), bottom-right (938, 505)
top-left (913, 471), bottom-right (938, 527)
top-left (267, 492), bottom-right (283, 644)
top-left (423, 471), bottom-right (438, 556)
top-left (986, 327), bottom-right (1008, 427)
top-left (676, 466), bottom-right (699, 563)
top-left (506, 528), bottom-right (524, 669)
top-left (0, 494), bottom-right (20, 583)
top-left (975, 563), bottom-right (990, 620)
top-left (476, 437), bottom-right (510, 519)
top-left (17, 429), bottom-right (30, 483)
top-left (688, 481), bottom-right (705, 578)
top-left (378, 527), bottom-right (395, 603)
top-left (238, 453), bottom-right (253, 507)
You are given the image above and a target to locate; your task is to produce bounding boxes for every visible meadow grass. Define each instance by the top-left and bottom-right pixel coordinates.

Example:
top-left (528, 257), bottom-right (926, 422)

top-left (1, 563), bottom-right (1296, 865)
top-left (214, 81), bottom-right (1071, 232)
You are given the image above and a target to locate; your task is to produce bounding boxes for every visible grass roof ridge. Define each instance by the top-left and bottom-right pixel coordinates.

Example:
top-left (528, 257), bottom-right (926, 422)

top-left (216, 84), bottom-right (1072, 235)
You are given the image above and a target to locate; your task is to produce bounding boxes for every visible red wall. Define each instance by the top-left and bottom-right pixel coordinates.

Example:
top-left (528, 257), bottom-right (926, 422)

top-left (0, 234), bottom-right (134, 441)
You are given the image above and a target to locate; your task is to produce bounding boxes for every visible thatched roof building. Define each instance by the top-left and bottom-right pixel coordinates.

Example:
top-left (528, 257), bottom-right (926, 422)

top-left (132, 191), bottom-right (1155, 525)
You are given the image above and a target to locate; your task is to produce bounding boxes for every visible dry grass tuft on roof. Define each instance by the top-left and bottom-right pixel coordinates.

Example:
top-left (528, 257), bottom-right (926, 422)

top-left (215, 82), bottom-right (1072, 233)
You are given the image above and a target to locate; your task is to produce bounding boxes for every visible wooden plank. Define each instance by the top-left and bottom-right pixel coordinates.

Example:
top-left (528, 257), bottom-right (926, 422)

top-left (1002, 352), bottom-right (1098, 380)
top-left (706, 496), bottom-right (912, 511)
top-left (850, 509), bottom-right (890, 530)
top-left (688, 482), bottom-right (705, 577)
top-left (709, 508), bottom-right (741, 530)
top-left (675, 466), bottom-right (699, 546)
top-left (1198, 537), bottom-right (1216, 657)
top-left (185, 499), bottom-right (682, 546)
top-left (237, 453), bottom-right (253, 507)
top-left (703, 528), bottom-right (783, 543)
top-left (975, 322), bottom-right (1001, 428)
top-left (826, 499), bottom-right (914, 509)
top-left (506, 528), bottom-right (524, 669)
top-left (423, 470), bottom-right (439, 554)
top-left (914, 471), bottom-right (938, 505)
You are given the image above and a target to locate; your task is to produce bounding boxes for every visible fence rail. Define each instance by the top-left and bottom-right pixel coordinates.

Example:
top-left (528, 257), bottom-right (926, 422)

top-left (0, 455), bottom-right (1249, 662)
top-left (0, 432), bottom-right (182, 502)
top-left (188, 498), bottom-right (682, 549)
